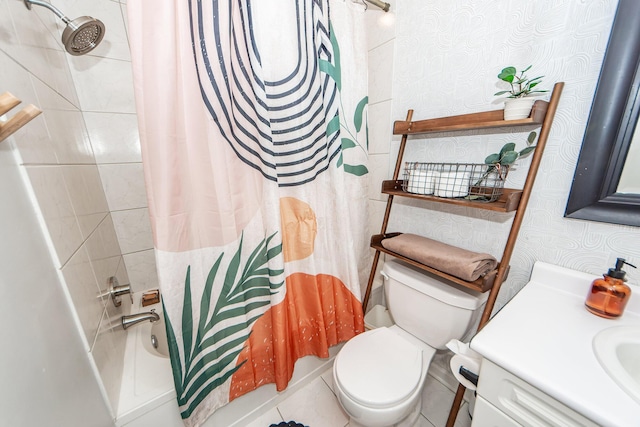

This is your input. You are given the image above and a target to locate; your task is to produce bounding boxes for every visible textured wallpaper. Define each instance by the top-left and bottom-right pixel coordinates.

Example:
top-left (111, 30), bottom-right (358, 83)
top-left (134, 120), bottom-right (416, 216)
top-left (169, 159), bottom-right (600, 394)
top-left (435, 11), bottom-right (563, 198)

top-left (381, 0), bottom-right (640, 312)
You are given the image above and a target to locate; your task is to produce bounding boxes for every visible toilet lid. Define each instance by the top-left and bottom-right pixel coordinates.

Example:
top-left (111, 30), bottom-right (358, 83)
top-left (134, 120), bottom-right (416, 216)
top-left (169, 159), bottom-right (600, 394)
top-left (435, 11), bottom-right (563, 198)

top-left (335, 327), bottom-right (422, 408)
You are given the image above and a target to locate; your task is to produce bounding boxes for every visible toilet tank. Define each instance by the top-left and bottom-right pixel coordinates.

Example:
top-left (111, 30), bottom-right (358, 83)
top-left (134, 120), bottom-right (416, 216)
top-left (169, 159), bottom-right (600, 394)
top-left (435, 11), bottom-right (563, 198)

top-left (382, 259), bottom-right (489, 350)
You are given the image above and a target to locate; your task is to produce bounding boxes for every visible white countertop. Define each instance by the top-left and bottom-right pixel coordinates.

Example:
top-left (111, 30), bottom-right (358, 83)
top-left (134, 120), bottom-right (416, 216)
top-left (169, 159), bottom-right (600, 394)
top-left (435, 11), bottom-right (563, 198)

top-left (471, 262), bottom-right (640, 427)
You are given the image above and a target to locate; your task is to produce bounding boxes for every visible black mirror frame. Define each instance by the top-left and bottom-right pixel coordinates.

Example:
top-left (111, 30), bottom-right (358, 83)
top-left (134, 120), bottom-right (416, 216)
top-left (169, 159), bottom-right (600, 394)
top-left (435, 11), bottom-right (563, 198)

top-left (565, 0), bottom-right (640, 227)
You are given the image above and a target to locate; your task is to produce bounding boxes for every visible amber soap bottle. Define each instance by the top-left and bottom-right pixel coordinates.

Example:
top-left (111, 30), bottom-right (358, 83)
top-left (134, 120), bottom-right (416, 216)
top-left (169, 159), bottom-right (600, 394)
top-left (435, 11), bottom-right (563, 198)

top-left (585, 258), bottom-right (636, 319)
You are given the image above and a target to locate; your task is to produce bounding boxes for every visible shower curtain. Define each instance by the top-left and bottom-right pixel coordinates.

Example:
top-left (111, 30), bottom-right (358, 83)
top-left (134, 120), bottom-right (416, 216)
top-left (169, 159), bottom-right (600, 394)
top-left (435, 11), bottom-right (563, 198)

top-left (127, 1), bottom-right (369, 426)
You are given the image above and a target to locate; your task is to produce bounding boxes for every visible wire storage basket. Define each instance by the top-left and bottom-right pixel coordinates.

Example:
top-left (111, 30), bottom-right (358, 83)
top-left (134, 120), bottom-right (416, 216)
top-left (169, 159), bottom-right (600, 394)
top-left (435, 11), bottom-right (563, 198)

top-left (402, 162), bottom-right (510, 202)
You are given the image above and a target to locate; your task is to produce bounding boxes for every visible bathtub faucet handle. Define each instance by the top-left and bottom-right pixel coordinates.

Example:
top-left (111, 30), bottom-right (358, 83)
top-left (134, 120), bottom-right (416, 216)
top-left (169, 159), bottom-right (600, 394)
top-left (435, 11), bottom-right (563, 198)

top-left (108, 277), bottom-right (132, 307)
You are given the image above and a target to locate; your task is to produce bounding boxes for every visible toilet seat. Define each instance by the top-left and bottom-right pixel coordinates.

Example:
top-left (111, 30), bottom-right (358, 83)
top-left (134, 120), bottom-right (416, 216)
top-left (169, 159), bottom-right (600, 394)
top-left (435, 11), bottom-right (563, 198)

top-left (334, 327), bottom-right (422, 409)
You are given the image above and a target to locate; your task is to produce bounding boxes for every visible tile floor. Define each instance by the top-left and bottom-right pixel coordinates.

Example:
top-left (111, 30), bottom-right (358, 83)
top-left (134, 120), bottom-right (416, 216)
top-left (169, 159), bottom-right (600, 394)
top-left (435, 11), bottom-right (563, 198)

top-left (245, 367), bottom-right (473, 427)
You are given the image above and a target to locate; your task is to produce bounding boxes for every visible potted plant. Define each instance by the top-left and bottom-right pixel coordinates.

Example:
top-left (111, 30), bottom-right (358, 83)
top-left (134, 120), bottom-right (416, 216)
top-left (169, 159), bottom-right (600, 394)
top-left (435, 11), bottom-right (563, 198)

top-left (471, 131), bottom-right (538, 200)
top-left (495, 66), bottom-right (547, 120)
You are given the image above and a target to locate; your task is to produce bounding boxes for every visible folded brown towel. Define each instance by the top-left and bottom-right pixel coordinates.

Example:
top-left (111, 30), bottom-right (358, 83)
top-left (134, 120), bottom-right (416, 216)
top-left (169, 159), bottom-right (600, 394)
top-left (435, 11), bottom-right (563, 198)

top-left (381, 233), bottom-right (497, 282)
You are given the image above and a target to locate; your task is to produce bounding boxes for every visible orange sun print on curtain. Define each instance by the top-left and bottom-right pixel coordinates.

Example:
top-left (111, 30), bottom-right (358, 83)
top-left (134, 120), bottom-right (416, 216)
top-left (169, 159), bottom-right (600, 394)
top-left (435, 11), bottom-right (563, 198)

top-left (228, 198), bottom-right (364, 399)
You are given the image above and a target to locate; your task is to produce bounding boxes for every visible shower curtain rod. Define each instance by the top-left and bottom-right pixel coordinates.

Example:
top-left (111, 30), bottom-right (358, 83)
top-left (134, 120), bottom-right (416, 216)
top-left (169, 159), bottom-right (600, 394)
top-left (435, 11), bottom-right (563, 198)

top-left (363, 0), bottom-right (390, 12)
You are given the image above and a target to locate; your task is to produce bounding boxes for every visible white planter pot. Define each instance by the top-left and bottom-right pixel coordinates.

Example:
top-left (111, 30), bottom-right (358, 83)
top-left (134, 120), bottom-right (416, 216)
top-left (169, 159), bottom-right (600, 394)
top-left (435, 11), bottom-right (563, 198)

top-left (503, 97), bottom-right (535, 120)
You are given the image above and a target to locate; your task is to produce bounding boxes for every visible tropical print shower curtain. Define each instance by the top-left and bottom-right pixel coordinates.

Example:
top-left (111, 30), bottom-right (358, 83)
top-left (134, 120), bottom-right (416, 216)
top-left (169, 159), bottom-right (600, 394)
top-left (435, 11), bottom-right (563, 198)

top-left (127, 1), bottom-right (369, 425)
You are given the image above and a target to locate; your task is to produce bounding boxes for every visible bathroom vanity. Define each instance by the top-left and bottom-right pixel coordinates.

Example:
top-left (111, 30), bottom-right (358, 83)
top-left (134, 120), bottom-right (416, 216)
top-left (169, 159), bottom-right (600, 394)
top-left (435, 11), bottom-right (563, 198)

top-left (470, 262), bottom-right (640, 426)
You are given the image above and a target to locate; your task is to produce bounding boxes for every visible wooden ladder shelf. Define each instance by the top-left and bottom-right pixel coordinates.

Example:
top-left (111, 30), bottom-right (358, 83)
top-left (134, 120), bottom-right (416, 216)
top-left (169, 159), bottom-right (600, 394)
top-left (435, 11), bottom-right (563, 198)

top-left (0, 92), bottom-right (42, 144)
top-left (361, 82), bottom-right (564, 427)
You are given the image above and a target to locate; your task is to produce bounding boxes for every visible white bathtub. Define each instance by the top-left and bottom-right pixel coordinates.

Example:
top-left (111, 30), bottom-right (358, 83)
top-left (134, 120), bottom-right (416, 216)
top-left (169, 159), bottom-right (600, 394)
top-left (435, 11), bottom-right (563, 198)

top-left (115, 295), bottom-right (176, 427)
top-left (116, 293), bottom-right (340, 427)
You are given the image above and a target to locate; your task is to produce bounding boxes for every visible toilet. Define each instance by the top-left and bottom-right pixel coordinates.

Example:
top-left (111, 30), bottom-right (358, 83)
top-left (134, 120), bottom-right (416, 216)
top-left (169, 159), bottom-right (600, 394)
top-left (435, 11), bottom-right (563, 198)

top-left (333, 259), bottom-right (488, 427)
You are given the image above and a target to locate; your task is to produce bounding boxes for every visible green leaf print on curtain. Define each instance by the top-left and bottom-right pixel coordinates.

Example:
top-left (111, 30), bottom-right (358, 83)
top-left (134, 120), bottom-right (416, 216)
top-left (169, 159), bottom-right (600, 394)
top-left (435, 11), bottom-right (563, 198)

top-left (164, 232), bottom-right (284, 419)
top-left (320, 23), bottom-right (368, 176)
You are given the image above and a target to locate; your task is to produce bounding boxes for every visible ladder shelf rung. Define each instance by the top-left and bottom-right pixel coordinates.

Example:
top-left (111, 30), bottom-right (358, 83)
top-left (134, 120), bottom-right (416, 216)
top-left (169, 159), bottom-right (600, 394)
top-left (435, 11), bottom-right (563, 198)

top-left (381, 180), bottom-right (522, 212)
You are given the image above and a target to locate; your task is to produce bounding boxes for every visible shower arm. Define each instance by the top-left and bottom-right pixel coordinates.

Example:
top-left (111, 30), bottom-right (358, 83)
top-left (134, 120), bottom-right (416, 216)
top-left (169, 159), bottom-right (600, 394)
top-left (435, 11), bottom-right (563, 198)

top-left (24, 0), bottom-right (71, 25)
top-left (364, 0), bottom-right (390, 12)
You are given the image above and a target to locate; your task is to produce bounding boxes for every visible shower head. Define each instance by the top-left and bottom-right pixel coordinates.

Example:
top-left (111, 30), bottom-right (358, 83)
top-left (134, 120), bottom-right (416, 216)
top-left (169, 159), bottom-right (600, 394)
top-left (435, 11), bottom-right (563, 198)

top-left (24, 0), bottom-right (105, 56)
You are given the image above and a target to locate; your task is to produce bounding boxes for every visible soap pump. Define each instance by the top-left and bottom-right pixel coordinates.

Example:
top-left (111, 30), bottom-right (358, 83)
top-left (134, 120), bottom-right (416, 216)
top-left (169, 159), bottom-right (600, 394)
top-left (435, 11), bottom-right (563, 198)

top-left (585, 258), bottom-right (636, 319)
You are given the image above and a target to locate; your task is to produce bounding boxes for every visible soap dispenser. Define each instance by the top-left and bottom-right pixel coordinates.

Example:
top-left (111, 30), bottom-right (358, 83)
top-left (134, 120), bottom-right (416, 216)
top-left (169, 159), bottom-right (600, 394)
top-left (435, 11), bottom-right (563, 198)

top-left (585, 258), bottom-right (636, 319)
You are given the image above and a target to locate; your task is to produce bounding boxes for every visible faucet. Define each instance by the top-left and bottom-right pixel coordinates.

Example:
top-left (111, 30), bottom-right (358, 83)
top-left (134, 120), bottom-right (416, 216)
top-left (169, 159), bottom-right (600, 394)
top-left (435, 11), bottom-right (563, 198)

top-left (121, 309), bottom-right (160, 330)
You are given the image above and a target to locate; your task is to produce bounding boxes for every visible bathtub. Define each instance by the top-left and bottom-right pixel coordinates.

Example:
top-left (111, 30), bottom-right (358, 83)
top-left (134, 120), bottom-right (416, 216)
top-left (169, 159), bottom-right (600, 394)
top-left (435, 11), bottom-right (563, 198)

top-left (115, 294), bottom-right (176, 427)
top-left (116, 293), bottom-right (340, 427)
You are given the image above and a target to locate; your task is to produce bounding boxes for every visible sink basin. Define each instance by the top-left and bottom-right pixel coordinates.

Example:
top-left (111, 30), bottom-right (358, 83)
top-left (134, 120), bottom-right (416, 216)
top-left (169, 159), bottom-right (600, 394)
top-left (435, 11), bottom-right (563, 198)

top-left (593, 325), bottom-right (640, 404)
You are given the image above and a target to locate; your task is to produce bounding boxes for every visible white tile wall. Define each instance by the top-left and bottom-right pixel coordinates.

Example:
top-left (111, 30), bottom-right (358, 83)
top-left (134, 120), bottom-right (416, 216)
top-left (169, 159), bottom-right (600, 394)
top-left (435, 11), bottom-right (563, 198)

top-left (112, 208), bottom-right (153, 253)
top-left (25, 165), bottom-right (85, 266)
top-left (99, 163), bottom-right (148, 211)
top-left (368, 40), bottom-right (395, 104)
top-left (61, 246), bottom-right (106, 348)
top-left (123, 249), bottom-right (159, 293)
top-left (365, 5), bottom-right (397, 301)
top-left (367, 154), bottom-right (391, 201)
top-left (44, 109), bottom-right (95, 163)
top-left (84, 112), bottom-right (141, 163)
top-left (62, 165), bottom-right (110, 236)
top-left (92, 303), bottom-right (128, 415)
top-left (368, 99), bottom-right (393, 155)
top-left (365, 5), bottom-right (396, 50)
top-left (68, 55), bottom-right (136, 113)
top-left (85, 215), bottom-right (124, 293)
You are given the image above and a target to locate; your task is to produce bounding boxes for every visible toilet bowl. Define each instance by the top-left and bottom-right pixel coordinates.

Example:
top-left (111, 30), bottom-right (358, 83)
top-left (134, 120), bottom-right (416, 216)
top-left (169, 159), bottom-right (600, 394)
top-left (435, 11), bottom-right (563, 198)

top-left (333, 326), bottom-right (435, 427)
top-left (333, 260), bottom-right (488, 427)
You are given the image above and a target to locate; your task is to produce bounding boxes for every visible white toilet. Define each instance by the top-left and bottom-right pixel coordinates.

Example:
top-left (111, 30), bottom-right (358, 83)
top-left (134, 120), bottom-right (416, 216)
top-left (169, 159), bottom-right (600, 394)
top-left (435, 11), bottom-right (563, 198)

top-left (333, 259), bottom-right (489, 427)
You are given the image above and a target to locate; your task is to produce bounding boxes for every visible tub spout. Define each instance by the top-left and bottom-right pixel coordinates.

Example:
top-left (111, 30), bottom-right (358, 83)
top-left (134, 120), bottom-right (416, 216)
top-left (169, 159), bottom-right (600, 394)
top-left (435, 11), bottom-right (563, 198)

top-left (122, 309), bottom-right (160, 330)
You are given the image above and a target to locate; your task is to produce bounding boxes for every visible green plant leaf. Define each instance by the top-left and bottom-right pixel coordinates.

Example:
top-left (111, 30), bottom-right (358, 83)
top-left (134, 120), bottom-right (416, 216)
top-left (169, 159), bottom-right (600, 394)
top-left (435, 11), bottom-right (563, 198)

top-left (527, 131), bottom-right (537, 144)
top-left (485, 153), bottom-right (500, 164)
top-left (494, 90), bottom-right (511, 96)
top-left (366, 121), bottom-right (369, 150)
top-left (500, 151), bottom-right (519, 165)
top-left (498, 66), bottom-right (516, 82)
top-left (163, 302), bottom-right (184, 397)
top-left (354, 96), bottom-right (368, 132)
top-left (336, 152), bottom-right (343, 167)
top-left (522, 65), bottom-right (532, 73)
top-left (341, 138), bottom-right (356, 150)
top-left (319, 60), bottom-right (339, 87)
top-left (344, 164), bottom-right (368, 176)
top-left (499, 143), bottom-right (516, 158)
top-left (519, 146), bottom-right (536, 157)
top-left (182, 266), bottom-right (194, 369)
top-left (319, 23), bottom-right (342, 90)
top-left (196, 254), bottom-right (224, 345)
top-left (329, 24), bottom-right (341, 90)
top-left (326, 114), bottom-right (340, 137)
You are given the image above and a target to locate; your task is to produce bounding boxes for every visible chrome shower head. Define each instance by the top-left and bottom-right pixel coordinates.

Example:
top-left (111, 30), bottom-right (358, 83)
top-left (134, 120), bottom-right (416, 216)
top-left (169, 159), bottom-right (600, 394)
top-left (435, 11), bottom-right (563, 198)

top-left (24, 0), bottom-right (105, 56)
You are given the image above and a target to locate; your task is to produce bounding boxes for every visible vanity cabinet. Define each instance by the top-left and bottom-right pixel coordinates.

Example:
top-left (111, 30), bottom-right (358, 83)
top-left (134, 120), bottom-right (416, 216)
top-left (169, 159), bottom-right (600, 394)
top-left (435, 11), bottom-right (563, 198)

top-left (473, 360), bottom-right (599, 427)
top-left (470, 261), bottom-right (640, 427)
